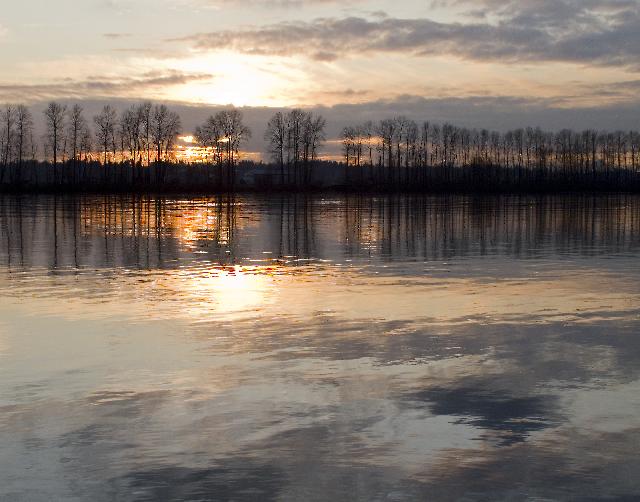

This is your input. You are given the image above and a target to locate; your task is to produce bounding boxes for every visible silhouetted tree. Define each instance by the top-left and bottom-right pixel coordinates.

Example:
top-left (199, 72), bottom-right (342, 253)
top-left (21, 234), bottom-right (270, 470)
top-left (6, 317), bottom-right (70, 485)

top-left (265, 111), bottom-right (287, 185)
top-left (67, 105), bottom-right (86, 184)
top-left (302, 113), bottom-right (325, 184)
top-left (195, 114), bottom-right (224, 186)
top-left (216, 109), bottom-right (250, 189)
top-left (151, 104), bottom-right (181, 184)
top-left (44, 102), bottom-right (66, 185)
top-left (0, 105), bottom-right (15, 184)
top-left (266, 109), bottom-right (325, 187)
top-left (13, 105), bottom-right (33, 184)
top-left (94, 105), bottom-right (117, 165)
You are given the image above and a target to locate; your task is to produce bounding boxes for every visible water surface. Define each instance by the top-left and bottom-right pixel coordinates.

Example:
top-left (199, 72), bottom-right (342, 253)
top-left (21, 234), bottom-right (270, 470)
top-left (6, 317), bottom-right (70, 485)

top-left (1, 194), bottom-right (640, 501)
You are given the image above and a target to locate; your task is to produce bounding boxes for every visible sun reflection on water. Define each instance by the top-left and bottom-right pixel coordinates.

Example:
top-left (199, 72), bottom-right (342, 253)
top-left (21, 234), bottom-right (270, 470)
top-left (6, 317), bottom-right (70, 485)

top-left (184, 265), bottom-right (278, 318)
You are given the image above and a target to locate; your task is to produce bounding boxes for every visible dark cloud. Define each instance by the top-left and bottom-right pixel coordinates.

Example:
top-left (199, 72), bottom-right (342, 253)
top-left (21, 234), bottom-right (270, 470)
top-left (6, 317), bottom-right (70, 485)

top-left (174, 1), bottom-right (640, 67)
top-left (310, 94), bottom-right (640, 143)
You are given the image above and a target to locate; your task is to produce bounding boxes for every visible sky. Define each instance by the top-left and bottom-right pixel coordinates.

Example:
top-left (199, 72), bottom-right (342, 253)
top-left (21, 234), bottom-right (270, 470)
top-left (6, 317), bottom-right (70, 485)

top-left (1, 0), bottom-right (639, 152)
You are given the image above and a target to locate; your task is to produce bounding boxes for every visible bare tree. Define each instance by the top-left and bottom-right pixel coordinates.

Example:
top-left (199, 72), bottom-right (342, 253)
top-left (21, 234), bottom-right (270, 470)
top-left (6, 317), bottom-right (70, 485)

top-left (195, 114), bottom-right (224, 186)
top-left (164, 111), bottom-right (181, 161)
top-left (151, 104), bottom-right (169, 163)
top-left (13, 105), bottom-right (33, 184)
top-left (265, 111), bottom-right (286, 184)
top-left (94, 105), bottom-right (117, 165)
top-left (118, 101), bottom-right (153, 184)
top-left (151, 104), bottom-right (181, 183)
top-left (1, 105), bottom-right (15, 184)
top-left (44, 102), bottom-right (67, 185)
top-left (376, 119), bottom-right (396, 184)
top-left (80, 125), bottom-right (93, 162)
top-left (216, 109), bottom-right (251, 189)
top-left (266, 109), bottom-right (325, 187)
top-left (341, 126), bottom-right (356, 167)
top-left (287, 109), bottom-right (306, 186)
top-left (139, 102), bottom-right (152, 168)
top-left (67, 105), bottom-right (86, 184)
top-left (304, 113), bottom-right (326, 184)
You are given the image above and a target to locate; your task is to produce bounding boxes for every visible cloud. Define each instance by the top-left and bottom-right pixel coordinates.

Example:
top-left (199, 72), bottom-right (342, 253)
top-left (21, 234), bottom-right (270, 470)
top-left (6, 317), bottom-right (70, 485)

top-left (0, 71), bottom-right (214, 103)
top-left (174, 2), bottom-right (640, 68)
top-left (193, 0), bottom-right (362, 6)
top-left (313, 88), bottom-right (371, 100)
top-left (102, 33), bottom-right (133, 39)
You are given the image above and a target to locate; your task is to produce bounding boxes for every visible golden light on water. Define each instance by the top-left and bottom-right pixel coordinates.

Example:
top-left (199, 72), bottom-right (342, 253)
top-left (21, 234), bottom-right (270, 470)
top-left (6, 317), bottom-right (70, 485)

top-left (50, 198), bottom-right (640, 329)
top-left (186, 265), bottom-right (276, 317)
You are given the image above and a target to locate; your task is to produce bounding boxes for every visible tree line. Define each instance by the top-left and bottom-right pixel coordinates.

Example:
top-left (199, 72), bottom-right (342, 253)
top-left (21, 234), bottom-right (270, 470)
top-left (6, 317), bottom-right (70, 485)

top-left (0, 101), bottom-right (262, 190)
top-left (1, 101), bottom-right (640, 192)
top-left (340, 119), bottom-right (640, 190)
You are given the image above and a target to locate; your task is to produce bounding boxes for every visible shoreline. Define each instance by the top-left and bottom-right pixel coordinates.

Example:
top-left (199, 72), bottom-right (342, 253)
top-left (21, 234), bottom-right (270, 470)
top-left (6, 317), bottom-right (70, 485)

top-left (1, 187), bottom-right (639, 196)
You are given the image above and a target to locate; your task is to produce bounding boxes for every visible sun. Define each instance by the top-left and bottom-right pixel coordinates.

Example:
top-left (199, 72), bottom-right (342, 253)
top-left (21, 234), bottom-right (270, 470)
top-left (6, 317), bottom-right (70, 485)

top-left (167, 52), bottom-right (299, 107)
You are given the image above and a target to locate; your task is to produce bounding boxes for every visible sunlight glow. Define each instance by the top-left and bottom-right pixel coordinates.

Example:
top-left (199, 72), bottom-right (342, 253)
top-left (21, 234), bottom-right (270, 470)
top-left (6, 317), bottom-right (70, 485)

top-left (168, 52), bottom-right (300, 107)
top-left (173, 136), bottom-right (253, 163)
top-left (186, 266), bottom-right (275, 317)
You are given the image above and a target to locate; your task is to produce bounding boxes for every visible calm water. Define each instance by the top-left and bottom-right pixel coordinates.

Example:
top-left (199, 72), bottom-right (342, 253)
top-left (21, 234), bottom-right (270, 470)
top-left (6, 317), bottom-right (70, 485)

top-left (1, 194), bottom-right (640, 501)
